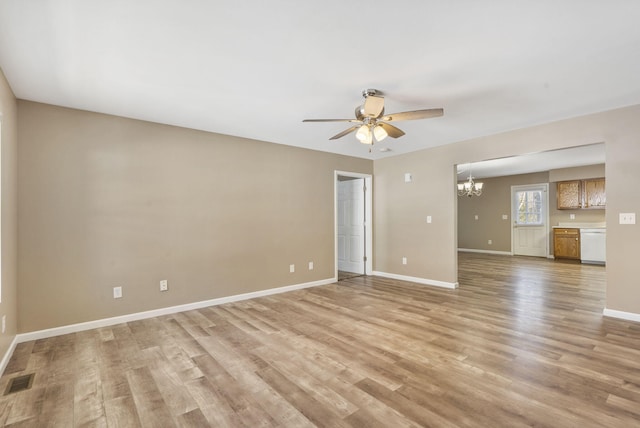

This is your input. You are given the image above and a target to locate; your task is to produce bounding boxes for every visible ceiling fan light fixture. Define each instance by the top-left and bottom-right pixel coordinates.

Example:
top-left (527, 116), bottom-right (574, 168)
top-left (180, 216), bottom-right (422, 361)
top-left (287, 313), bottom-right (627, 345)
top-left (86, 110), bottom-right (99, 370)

top-left (303, 88), bottom-right (444, 148)
top-left (356, 124), bottom-right (372, 144)
top-left (373, 124), bottom-right (388, 142)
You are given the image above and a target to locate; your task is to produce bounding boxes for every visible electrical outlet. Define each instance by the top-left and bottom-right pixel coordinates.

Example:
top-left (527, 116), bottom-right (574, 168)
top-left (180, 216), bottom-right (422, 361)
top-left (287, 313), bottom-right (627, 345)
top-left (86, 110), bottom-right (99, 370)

top-left (308, 261), bottom-right (314, 270)
top-left (160, 279), bottom-right (168, 291)
top-left (502, 214), bottom-right (508, 220)
top-left (113, 286), bottom-right (122, 299)
top-left (402, 257), bottom-right (407, 265)
top-left (426, 216), bottom-right (432, 223)
top-left (620, 213), bottom-right (636, 224)
top-left (474, 215), bottom-right (479, 220)
top-left (289, 264), bottom-right (295, 273)
top-left (569, 214), bottom-right (575, 220)
top-left (488, 240), bottom-right (493, 245)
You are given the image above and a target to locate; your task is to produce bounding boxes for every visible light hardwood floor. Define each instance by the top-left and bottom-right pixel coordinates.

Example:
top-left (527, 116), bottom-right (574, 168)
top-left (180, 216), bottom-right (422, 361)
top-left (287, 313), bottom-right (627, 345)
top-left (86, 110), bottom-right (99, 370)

top-left (2, 253), bottom-right (640, 427)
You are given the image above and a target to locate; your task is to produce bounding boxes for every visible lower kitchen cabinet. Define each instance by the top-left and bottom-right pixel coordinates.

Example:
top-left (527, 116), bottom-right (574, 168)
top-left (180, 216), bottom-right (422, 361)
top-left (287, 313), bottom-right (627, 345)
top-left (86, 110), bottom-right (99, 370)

top-left (554, 228), bottom-right (581, 260)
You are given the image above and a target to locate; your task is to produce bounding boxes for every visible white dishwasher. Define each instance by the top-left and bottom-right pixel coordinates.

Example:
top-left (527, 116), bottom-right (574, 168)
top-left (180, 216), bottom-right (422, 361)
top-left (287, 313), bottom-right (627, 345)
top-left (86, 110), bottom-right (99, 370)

top-left (580, 228), bottom-right (606, 264)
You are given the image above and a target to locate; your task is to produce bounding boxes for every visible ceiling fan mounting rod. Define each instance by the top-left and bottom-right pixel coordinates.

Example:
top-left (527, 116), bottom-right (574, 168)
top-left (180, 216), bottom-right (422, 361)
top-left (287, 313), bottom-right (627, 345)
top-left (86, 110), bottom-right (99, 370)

top-left (362, 88), bottom-right (379, 98)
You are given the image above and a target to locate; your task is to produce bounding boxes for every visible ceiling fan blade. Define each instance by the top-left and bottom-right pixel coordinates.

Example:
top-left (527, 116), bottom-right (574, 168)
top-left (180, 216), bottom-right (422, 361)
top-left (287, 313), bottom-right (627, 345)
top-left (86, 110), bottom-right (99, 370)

top-left (363, 95), bottom-right (385, 117)
top-left (329, 126), bottom-right (359, 140)
top-left (303, 118), bottom-right (358, 123)
top-left (381, 108), bottom-right (444, 122)
top-left (378, 122), bottom-right (405, 138)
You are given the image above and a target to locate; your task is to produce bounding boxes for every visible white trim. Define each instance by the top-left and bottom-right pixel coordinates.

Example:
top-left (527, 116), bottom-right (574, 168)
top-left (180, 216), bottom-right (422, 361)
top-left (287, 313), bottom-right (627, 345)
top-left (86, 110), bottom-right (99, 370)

top-left (16, 277), bottom-right (335, 343)
top-left (372, 271), bottom-right (458, 289)
top-left (0, 335), bottom-right (18, 375)
top-left (603, 308), bottom-right (640, 323)
top-left (457, 248), bottom-right (513, 256)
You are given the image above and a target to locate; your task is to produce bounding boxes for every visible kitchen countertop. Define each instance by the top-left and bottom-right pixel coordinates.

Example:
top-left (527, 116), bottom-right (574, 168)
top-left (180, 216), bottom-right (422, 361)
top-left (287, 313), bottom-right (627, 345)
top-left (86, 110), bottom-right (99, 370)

top-left (553, 222), bottom-right (606, 229)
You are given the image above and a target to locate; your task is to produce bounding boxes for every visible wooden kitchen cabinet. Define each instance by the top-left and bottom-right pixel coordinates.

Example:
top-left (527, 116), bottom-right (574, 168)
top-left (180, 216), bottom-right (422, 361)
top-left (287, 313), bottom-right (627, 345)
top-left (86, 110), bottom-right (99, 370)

top-left (557, 180), bottom-right (582, 209)
top-left (584, 178), bottom-right (606, 208)
top-left (554, 228), bottom-right (581, 260)
top-left (556, 178), bottom-right (606, 209)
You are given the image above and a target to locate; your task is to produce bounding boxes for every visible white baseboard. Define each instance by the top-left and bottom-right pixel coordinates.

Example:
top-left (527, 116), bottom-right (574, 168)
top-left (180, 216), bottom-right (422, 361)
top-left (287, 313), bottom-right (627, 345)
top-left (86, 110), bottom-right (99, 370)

top-left (603, 308), bottom-right (640, 323)
top-left (457, 248), bottom-right (513, 256)
top-left (372, 271), bottom-right (458, 289)
top-left (0, 336), bottom-right (19, 376)
top-left (16, 277), bottom-right (336, 344)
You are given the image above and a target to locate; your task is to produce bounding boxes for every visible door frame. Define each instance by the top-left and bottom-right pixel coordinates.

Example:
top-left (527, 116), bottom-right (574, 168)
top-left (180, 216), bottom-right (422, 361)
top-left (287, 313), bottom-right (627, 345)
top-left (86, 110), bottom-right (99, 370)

top-left (510, 183), bottom-right (550, 257)
top-left (335, 171), bottom-right (373, 279)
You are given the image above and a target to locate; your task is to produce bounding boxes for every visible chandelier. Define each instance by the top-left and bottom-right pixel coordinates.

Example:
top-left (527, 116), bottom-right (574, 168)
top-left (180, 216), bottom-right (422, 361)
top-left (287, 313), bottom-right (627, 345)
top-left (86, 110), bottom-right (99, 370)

top-left (457, 167), bottom-right (483, 197)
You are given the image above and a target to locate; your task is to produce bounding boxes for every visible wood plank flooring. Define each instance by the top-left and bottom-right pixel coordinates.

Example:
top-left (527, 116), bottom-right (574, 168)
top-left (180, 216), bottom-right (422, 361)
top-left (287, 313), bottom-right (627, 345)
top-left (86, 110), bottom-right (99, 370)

top-left (2, 253), bottom-right (640, 427)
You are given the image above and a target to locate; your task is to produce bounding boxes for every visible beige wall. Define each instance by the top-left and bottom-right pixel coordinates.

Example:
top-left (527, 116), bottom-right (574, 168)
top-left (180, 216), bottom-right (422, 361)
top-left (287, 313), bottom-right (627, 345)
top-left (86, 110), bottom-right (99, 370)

top-left (457, 172), bottom-right (549, 252)
top-left (373, 145), bottom-right (459, 281)
top-left (17, 101), bottom-right (372, 332)
top-left (374, 105), bottom-right (640, 315)
top-left (549, 163), bottom-right (605, 183)
top-left (0, 69), bottom-right (18, 358)
top-left (11, 99), bottom-right (640, 333)
top-left (458, 166), bottom-right (606, 253)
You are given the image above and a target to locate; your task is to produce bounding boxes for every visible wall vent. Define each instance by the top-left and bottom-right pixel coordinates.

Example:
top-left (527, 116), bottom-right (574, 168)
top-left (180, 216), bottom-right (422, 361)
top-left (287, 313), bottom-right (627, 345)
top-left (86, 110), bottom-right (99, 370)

top-left (4, 373), bottom-right (34, 395)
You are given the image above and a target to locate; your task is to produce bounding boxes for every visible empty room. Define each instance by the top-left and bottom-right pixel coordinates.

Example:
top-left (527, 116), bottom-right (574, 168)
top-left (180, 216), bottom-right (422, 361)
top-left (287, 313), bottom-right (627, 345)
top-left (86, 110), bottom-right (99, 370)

top-left (1, 1), bottom-right (640, 427)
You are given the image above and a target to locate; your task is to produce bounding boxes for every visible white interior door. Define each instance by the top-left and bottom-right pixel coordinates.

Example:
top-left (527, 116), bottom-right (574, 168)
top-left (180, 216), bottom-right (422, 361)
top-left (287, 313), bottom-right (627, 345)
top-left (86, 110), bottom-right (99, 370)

top-left (512, 184), bottom-right (549, 257)
top-left (337, 178), bottom-right (365, 274)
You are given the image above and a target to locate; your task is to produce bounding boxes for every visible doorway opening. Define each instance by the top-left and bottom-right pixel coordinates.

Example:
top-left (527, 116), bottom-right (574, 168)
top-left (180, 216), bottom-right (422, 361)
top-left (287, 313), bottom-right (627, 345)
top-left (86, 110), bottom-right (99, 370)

top-left (335, 171), bottom-right (372, 280)
top-left (455, 143), bottom-right (606, 288)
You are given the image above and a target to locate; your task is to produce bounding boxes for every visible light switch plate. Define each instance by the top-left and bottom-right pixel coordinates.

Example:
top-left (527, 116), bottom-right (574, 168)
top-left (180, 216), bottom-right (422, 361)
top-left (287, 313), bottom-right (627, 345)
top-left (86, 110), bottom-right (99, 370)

top-left (404, 173), bottom-right (412, 183)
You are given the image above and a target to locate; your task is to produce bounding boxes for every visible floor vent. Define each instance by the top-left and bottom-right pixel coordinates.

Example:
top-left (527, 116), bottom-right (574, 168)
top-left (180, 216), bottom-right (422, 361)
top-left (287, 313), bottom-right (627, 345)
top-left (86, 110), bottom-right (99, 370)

top-left (4, 373), bottom-right (35, 395)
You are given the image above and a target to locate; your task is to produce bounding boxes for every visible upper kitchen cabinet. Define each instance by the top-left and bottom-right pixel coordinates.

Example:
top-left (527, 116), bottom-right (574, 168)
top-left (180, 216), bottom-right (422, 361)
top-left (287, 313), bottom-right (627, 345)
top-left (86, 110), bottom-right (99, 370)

top-left (584, 178), bottom-right (606, 208)
top-left (557, 178), bottom-right (605, 209)
top-left (557, 180), bottom-right (582, 209)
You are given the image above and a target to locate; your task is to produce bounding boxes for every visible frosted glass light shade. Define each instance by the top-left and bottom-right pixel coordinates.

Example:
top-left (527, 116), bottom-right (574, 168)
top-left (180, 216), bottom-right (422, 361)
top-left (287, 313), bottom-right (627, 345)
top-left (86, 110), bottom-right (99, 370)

top-left (356, 125), bottom-right (372, 144)
top-left (373, 125), bottom-right (388, 142)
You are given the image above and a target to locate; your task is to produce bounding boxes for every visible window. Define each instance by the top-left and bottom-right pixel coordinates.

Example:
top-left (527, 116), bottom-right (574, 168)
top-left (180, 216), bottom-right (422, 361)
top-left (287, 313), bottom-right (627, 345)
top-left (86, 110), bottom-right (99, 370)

top-left (514, 189), bottom-right (543, 225)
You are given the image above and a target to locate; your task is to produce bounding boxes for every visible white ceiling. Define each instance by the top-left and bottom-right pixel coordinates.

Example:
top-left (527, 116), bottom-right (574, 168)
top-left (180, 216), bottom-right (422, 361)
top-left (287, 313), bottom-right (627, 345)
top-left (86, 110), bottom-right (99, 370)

top-left (457, 143), bottom-right (605, 179)
top-left (1, 1), bottom-right (639, 168)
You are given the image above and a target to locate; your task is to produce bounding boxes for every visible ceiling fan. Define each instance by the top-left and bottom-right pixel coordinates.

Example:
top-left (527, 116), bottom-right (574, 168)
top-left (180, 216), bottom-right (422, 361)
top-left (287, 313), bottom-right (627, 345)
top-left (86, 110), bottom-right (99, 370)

top-left (303, 89), bottom-right (443, 147)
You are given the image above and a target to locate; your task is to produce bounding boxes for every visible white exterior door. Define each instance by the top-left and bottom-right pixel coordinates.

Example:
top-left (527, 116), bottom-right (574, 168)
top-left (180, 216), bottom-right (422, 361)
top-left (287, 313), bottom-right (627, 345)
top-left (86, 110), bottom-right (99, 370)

top-left (512, 184), bottom-right (549, 257)
top-left (337, 178), bottom-right (365, 273)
